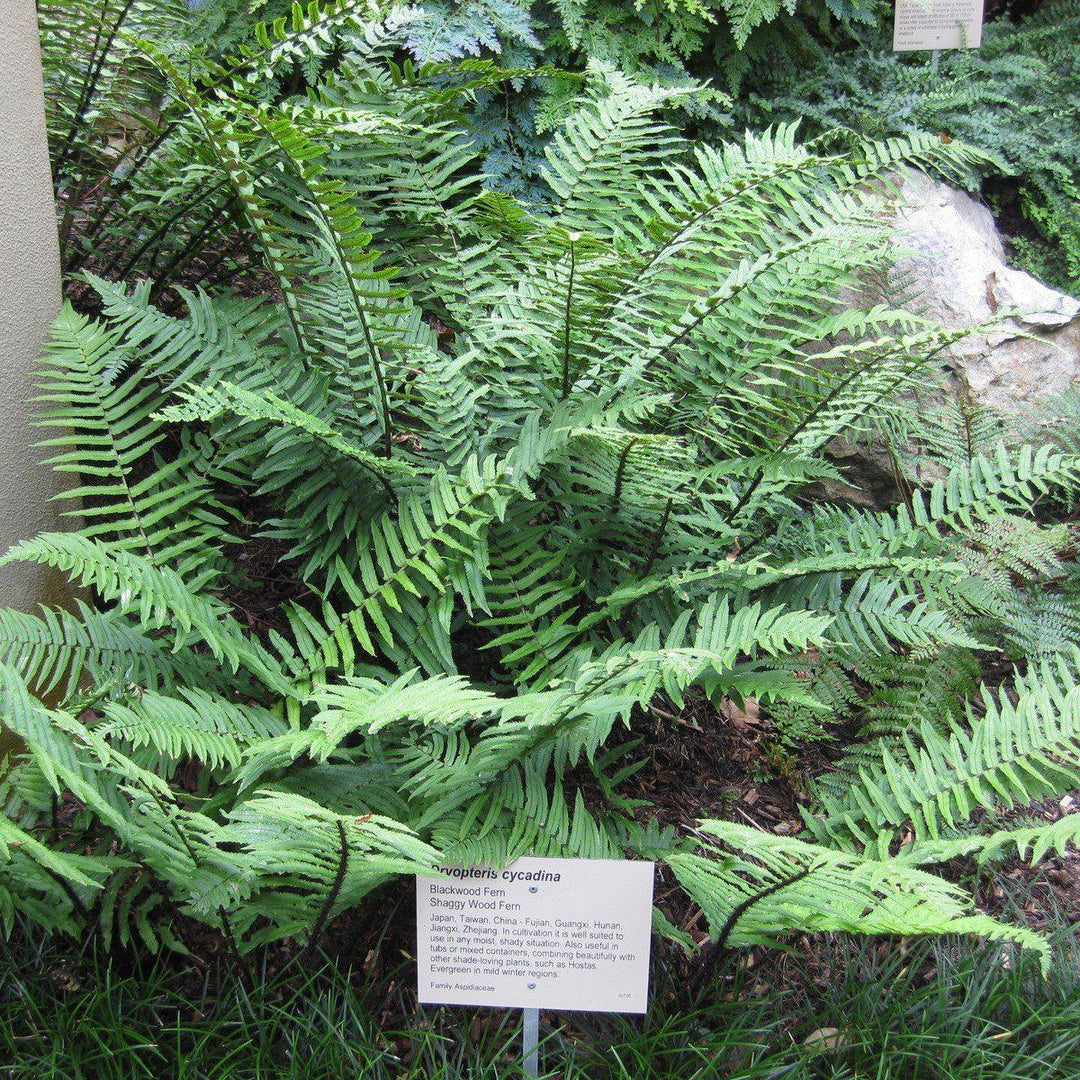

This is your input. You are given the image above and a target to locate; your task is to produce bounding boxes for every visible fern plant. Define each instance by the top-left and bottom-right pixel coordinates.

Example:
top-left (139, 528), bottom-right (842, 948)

top-left (4, 3), bottom-right (1079, 970)
top-left (540, 0), bottom-right (882, 94)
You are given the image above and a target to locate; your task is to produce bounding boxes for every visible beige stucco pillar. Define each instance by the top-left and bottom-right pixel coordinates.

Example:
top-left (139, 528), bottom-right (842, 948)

top-left (0, 3), bottom-right (65, 611)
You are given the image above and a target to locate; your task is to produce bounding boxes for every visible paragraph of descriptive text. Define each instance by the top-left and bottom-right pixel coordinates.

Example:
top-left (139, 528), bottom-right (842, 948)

top-left (893, 0), bottom-right (984, 50)
top-left (416, 857), bottom-right (654, 1012)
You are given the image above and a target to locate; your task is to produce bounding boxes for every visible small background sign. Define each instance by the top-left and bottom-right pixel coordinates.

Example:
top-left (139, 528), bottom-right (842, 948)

top-left (416, 856), bottom-right (654, 1013)
top-left (893, 0), bottom-right (984, 50)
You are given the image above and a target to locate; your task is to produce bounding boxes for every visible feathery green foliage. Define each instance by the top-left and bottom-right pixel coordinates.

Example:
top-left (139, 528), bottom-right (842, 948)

top-left (6, 3), bottom-right (1080, 969)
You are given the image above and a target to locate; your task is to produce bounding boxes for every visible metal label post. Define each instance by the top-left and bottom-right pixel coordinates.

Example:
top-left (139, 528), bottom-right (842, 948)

top-left (523, 1007), bottom-right (539, 1078)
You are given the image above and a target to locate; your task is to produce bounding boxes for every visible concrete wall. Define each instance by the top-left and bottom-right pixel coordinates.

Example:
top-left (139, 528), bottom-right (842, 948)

top-left (0, 3), bottom-right (65, 612)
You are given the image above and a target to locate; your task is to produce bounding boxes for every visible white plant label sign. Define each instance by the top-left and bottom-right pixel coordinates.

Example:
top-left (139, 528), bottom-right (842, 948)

top-left (416, 856), bottom-right (654, 1013)
top-left (893, 0), bottom-right (984, 50)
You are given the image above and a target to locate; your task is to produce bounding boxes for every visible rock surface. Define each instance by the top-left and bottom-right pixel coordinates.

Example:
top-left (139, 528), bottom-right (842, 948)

top-left (890, 169), bottom-right (1080, 413)
top-left (823, 170), bottom-right (1080, 505)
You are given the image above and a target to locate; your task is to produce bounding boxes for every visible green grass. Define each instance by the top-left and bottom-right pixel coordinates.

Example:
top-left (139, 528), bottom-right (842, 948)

top-left (2, 917), bottom-right (1079, 1079)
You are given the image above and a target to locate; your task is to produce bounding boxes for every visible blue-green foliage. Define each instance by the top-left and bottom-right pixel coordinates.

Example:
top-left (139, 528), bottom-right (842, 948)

top-left (541, 0), bottom-right (881, 93)
top-left (404, 2), bottom-right (557, 200)
top-left (404, 0), bottom-right (539, 61)
top-left (171, 1), bottom-right (1080, 287)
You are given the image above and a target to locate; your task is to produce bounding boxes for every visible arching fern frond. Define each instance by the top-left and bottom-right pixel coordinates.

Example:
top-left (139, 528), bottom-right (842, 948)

top-left (36, 304), bottom-right (231, 576)
top-left (904, 811), bottom-right (1080, 868)
top-left (543, 62), bottom-right (692, 237)
top-left (0, 536), bottom-right (287, 694)
top-left (97, 689), bottom-right (286, 771)
top-left (220, 792), bottom-right (440, 944)
top-left (0, 602), bottom-right (171, 699)
top-left (668, 820), bottom-right (1050, 973)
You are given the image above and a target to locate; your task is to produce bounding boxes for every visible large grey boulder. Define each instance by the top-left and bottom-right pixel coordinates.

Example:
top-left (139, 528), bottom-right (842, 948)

top-left (891, 169), bottom-right (1080, 412)
top-left (823, 170), bottom-right (1080, 504)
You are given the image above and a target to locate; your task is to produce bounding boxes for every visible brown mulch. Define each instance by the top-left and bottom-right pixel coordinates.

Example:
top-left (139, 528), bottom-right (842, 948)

top-left (31, 375), bottom-right (1080, 1009)
top-left (977, 794), bottom-right (1080, 933)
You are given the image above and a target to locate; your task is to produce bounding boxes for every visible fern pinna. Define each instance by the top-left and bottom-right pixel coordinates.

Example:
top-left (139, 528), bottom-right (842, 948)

top-left (3, 2), bottom-right (1079, 970)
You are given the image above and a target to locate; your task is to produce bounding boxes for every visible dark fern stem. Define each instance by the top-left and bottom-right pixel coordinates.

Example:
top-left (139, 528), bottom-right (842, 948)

top-left (887, 441), bottom-right (914, 517)
top-left (146, 199), bottom-right (240, 305)
top-left (54, 0), bottom-right (139, 182)
top-left (611, 437), bottom-right (639, 514)
top-left (303, 818), bottom-right (350, 961)
top-left (107, 177), bottom-right (234, 281)
top-left (962, 399), bottom-right (976, 464)
top-left (726, 344), bottom-right (890, 527)
top-left (219, 905), bottom-right (254, 990)
top-left (70, 5), bottom-right (326, 266)
top-left (68, 121), bottom-right (175, 272)
top-left (737, 335), bottom-right (957, 556)
top-left (157, 889), bottom-right (211, 971)
top-left (641, 498), bottom-right (673, 577)
top-left (559, 236), bottom-right (577, 400)
top-left (42, 865), bottom-right (93, 925)
top-left (695, 865), bottom-right (814, 990)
